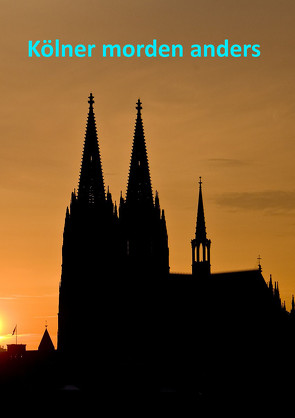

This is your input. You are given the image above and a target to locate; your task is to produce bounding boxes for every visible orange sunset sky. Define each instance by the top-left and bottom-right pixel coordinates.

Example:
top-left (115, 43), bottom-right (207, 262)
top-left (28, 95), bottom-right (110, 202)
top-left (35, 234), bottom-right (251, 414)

top-left (0, 0), bottom-right (295, 349)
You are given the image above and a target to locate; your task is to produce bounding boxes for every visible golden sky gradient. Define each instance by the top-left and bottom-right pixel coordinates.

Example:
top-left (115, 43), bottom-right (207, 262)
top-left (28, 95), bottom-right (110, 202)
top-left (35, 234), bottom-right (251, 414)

top-left (0, 0), bottom-right (295, 349)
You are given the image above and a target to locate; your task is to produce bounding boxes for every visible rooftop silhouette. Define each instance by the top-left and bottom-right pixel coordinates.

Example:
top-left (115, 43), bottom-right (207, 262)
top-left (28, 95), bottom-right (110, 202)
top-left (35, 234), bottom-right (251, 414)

top-left (0, 94), bottom-right (294, 398)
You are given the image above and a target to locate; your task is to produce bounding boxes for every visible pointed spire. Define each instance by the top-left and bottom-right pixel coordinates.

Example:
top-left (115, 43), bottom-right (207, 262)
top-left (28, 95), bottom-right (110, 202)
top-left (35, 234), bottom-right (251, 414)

top-left (269, 274), bottom-right (273, 294)
top-left (71, 189), bottom-right (76, 201)
top-left (155, 190), bottom-right (159, 208)
top-left (195, 177), bottom-right (207, 242)
top-left (119, 191), bottom-right (125, 218)
top-left (78, 93), bottom-right (105, 205)
top-left (192, 177), bottom-right (211, 276)
top-left (63, 207), bottom-right (70, 238)
top-left (126, 99), bottom-right (153, 207)
top-left (274, 281), bottom-right (281, 307)
top-left (38, 326), bottom-right (55, 352)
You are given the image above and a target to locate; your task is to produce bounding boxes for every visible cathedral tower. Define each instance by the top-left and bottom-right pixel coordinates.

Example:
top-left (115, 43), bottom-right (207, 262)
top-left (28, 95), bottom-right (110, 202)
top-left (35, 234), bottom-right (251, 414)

top-left (58, 94), bottom-right (117, 354)
top-left (58, 96), bottom-right (169, 362)
top-left (191, 177), bottom-right (211, 277)
top-left (116, 100), bottom-right (169, 362)
top-left (119, 100), bottom-right (169, 278)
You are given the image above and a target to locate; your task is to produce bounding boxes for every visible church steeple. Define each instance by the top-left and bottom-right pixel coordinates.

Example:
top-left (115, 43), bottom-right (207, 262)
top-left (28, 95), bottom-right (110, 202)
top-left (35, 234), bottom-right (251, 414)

top-left (126, 99), bottom-right (153, 208)
top-left (195, 177), bottom-right (207, 241)
top-left (191, 177), bottom-right (211, 276)
top-left (78, 93), bottom-right (105, 205)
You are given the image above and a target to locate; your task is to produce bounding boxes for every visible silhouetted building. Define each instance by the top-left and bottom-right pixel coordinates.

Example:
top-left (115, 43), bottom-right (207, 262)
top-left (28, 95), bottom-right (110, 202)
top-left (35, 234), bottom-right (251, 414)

top-left (58, 96), bottom-right (169, 362)
top-left (7, 344), bottom-right (26, 359)
top-left (38, 326), bottom-right (55, 353)
top-left (56, 94), bottom-right (295, 395)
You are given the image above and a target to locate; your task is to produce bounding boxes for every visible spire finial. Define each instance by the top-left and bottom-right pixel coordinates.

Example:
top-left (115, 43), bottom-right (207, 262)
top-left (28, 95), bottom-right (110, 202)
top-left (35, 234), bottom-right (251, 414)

top-left (199, 176), bottom-right (202, 188)
top-left (136, 99), bottom-right (142, 113)
top-left (88, 93), bottom-right (94, 108)
top-left (257, 254), bottom-right (262, 271)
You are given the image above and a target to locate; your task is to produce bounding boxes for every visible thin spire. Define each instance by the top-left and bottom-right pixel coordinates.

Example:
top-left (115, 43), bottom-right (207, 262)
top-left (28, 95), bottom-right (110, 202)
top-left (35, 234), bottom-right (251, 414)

top-left (269, 274), bottom-right (273, 294)
top-left (195, 177), bottom-right (207, 242)
top-left (78, 93), bottom-right (105, 205)
top-left (126, 99), bottom-right (153, 207)
top-left (155, 190), bottom-right (160, 208)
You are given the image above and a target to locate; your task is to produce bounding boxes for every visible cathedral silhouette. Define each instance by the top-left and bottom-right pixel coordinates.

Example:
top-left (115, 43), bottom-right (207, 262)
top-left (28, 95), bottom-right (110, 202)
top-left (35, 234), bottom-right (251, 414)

top-left (1, 93), bottom-right (294, 396)
top-left (56, 94), bottom-right (295, 395)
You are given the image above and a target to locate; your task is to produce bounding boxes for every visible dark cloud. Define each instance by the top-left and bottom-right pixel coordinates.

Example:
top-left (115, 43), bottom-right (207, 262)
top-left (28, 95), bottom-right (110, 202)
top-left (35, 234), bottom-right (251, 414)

top-left (214, 190), bottom-right (295, 213)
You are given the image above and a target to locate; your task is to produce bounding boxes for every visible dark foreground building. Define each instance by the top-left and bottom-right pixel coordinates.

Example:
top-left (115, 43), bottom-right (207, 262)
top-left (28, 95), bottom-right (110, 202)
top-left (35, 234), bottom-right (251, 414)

top-left (1, 95), bottom-right (295, 397)
top-left (56, 94), bottom-right (295, 397)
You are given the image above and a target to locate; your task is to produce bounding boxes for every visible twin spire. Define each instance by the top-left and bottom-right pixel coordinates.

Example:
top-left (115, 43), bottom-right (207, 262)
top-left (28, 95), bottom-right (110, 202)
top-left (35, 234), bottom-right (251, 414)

top-left (76, 93), bottom-right (210, 277)
top-left (78, 94), bottom-right (154, 209)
